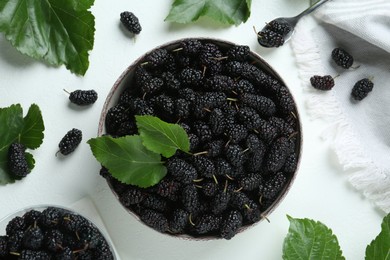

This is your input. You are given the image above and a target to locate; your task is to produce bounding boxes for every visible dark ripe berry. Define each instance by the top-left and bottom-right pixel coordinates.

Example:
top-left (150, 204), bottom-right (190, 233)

top-left (223, 61), bottom-right (244, 77)
top-left (230, 192), bottom-right (251, 210)
top-left (199, 43), bottom-right (223, 75)
top-left (0, 236), bottom-right (8, 257)
top-left (22, 225), bottom-right (44, 250)
top-left (23, 210), bottom-right (42, 226)
top-left (206, 140), bottom-right (225, 158)
top-left (275, 86), bottom-right (295, 115)
top-left (179, 68), bottom-right (203, 86)
top-left (44, 229), bottom-right (64, 252)
top-left (209, 108), bottom-right (226, 135)
top-left (259, 172), bottom-right (287, 200)
top-left (169, 209), bottom-right (189, 234)
top-left (105, 104), bottom-right (129, 135)
top-left (120, 11), bottom-right (142, 34)
top-left (245, 148), bottom-right (265, 172)
top-left (7, 230), bottom-right (24, 252)
top-left (166, 158), bottom-right (197, 184)
top-left (269, 116), bottom-right (295, 138)
top-left (215, 158), bottom-right (233, 176)
top-left (239, 93), bottom-right (276, 117)
top-left (6, 216), bottom-right (25, 236)
top-left (242, 200), bottom-right (262, 223)
top-left (225, 144), bottom-right (246, 167)
top-left (211, 189), bottom-right (231, 215)
top-left (256, 119), bottom-right (278, 144)
top-left (155, 177), bottom-right (181, 200)
top-left (351, 78), bottom-right (374, 101)
top-left (193, 121), bottom-right (213, 143)
top-left (194, 214), bottom-right (222, 235)
top-left (58, 128), bottom-right (82, 155)
top-left (245, 134), bottom-right (265, 152)
top-left (141, 194), bottom-right (170, 213)
top-left (264, 137), bottom-right (290, 172)
top-left (140, 208), bottom-right (169, 233)
top-left (162, 71), bottom-right (181, 91)
top-left (192, 156), bottom-right (215, 178)
top-left (226, 45), bottom-right (250, 61)
top-left (181, 184), bottom-right (200, 213)
top-left (38, 207), bottom-right (65, 229)
top-left (175, 98), bottom-right (190, 119)
top-left (61, 213), bottom-right (88, 232)
top-left (8, 143), bottom-right (30, 178)
top-left (257, 29), bottom-right (284, 48)
top-left (116, 120), bottom-right (138, 137)
top-left (310, 75), bottom-right (335, 90)
top-left (55, 247), bottom-right (73, 260)
top-left (225, 124), bottom-right (248, 144)
top-left (134, 66), bottom-right (152, 87)
top-left (78, 225), bottom-right (101, 249)
top-left (283, 153), bottom-right (298, 173)
top-left (239, 173), bottom-right (263, 191)
top-left (178, 88), bottom-right (198, 103)
top-left (331, 47), bottom-right (354, 69)
top-left (68, 89), bottom-right (98, 105)
top-left (202, 92), bottom-right (227, 109)
top-left (180, 39), bottom-right (203, 56)
top-left (237, 107), bottom-right (263, 129)
top-left (131, 99), bottom-right (154, 116)
top-left (145, 48), bottom-right (170, 68)
top-left (188, 133), bottom-right (200, 152)
top-left (19, 249), bottom-right (50, 260)
top-left (154, 94), bottom-right (175, 115)
top-left (120, 186), bottom-right (145, 206)
top-left (200, 180), bottom-right (218, 197)
top-left (205, 75), bottom-right (235, 92)
top-left (266, 19), bottom-right (292, 36)
top-left (234, 79), bottom-right (256, 95)
top-left (140, 77), bottom-right (164, 95)
top-left (220, 210), bottom-right (243, 239)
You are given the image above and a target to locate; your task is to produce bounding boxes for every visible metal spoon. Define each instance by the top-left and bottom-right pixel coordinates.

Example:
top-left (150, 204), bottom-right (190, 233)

top-left (257, 0), bottom-right (330, 48)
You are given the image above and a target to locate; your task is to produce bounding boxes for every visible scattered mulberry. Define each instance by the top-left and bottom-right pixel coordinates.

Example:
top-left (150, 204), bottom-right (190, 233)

top-left (67, 89), bottom-right (98, 105)
top-left (166, 158), bottom-right (197, 184)
top-left (331, 47), bottom-right (354, 69)
top-left (351, 78), bottom-right (374, 101)
top-left (310, 75), bottom-right (335, 90)
top-left (264, 137), bottom-right (290, 172)
top-left (220, 210), bottom-right (243, 239)
top-left (8, 143), bottom-right (30, 178)
top-left (120, 11), bottom-right (142, 34)
top-left (57, 128), bottom-right (82, 156)
top-left (140, 209), bottom-right (169, 233)
top-left (257, 29), bottom-right (284, 48)
top-left (240, 93), bottom-right (276, 117)
top-left (226, 45), bottom-right (250, 61)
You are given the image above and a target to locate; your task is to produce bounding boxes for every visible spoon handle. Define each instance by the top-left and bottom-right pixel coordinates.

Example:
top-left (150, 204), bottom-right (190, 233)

top-left (297, 0), bottom-right (330, 18)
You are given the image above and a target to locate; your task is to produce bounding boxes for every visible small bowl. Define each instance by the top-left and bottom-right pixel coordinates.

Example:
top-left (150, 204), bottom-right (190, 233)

top-left (97, 38), bottom-right (302, 240)
top-left (0, 205), bottom-right (117, 259)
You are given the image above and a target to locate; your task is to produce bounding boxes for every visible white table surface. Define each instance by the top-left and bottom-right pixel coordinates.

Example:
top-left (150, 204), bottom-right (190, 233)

top-left (0, 1), bottom-right (386, 259)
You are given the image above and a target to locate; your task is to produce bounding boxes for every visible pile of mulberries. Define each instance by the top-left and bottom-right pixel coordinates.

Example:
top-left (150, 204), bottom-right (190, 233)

top-left (0, 207), bottom-right (114, 259)
top-left (257, 19), bottom-right (292, 48)
top-left (103, 39), bottom-right (301, 239)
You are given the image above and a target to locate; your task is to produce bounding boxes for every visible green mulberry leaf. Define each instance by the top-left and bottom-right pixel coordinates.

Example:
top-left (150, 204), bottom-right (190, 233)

top-left (0, 0), bottom-right (95, 76)
top-left (165, 0), bottom-right (252, 26)
top-left (0, 104), bottom-right (45, 184)
top-left (283, 215), bottom-right (345, 260)
top-left (365, 213), bottom-right (390, 260)
top-left (87, 135), bottom-right (167, 188)
top-left (136, 115), bottom-right (190, 158)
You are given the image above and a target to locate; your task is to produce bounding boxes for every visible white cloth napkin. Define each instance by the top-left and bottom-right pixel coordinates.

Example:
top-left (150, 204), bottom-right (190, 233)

top-left (291, 0), bottom-right (390, 213)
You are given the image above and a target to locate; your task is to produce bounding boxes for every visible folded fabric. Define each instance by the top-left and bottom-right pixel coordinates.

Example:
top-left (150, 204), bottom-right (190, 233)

top-left (291, 0), bottom-right (390, 213)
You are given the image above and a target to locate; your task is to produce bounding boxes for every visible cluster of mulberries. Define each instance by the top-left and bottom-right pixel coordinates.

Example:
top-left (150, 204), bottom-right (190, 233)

top-left (311, 47), bottom-right (374, 101)
top-left (103, 39), bottom-right (301, 239)
top-left (0, 207), bottom-right (114, 259)
top-left (257, 19), bottom-right (292, 48)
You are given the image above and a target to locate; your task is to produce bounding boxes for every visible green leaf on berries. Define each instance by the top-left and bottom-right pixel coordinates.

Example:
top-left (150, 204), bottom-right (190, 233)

top-left (165, 0), bottom-right (252, 26)
top-left (365, 213), bottom-right (390, 260)
top-left (0, 0), bottom-right (95, 75)
top-left (88, 135), bottom-right (167, 188)
top-left (136, 115), bottom-right (190, 158)
top-left (0, 104), bottom-right (44, 184)
top-left (283, 215), bottom-right (345, 260)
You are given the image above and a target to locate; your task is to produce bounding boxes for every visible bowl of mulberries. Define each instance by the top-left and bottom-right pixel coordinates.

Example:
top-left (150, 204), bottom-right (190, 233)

top-left (0, 205), bottom-right (116, 259)
top-left (97, 38), bottom-right (302, 240)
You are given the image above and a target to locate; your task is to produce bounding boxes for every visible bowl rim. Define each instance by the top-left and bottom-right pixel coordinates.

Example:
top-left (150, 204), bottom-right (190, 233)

top-left (97, 37), bottom-right (303, 240)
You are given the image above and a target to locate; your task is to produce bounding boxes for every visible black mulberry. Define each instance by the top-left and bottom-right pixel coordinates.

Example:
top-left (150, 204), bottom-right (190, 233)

top-left (310, 75), bottom-right (335, 90)
top-left (140, 209), bottom-right (169, 233)
top-left (169, 209), bottom-right (189, 234)
top-left (194, 214), bottom-right (221, 235)
top-left (240, 93), bottom-right (276, 117)
top-left (226, 45), bottom-right (250, 61)
top-left (166, 158), bottom-right (197, 184)
top-left (257, 29), bottom-right (284, 48)
top-left (220, 210), bottom-right (243, 239)
top-left (120, 11), bottom-right (142, 34)
top-left (264, 137), bottom-right (290, 172)
top-left (57, 128), bottom-right (82, 156)
top-left (67, 89), bottom-right (98, 105)
top-left (8, 143), bottom-right (30, 178)
top-left (351, 78), bottom-right (374, 101)
top-left (331, 47), bottom-right (354, 69)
